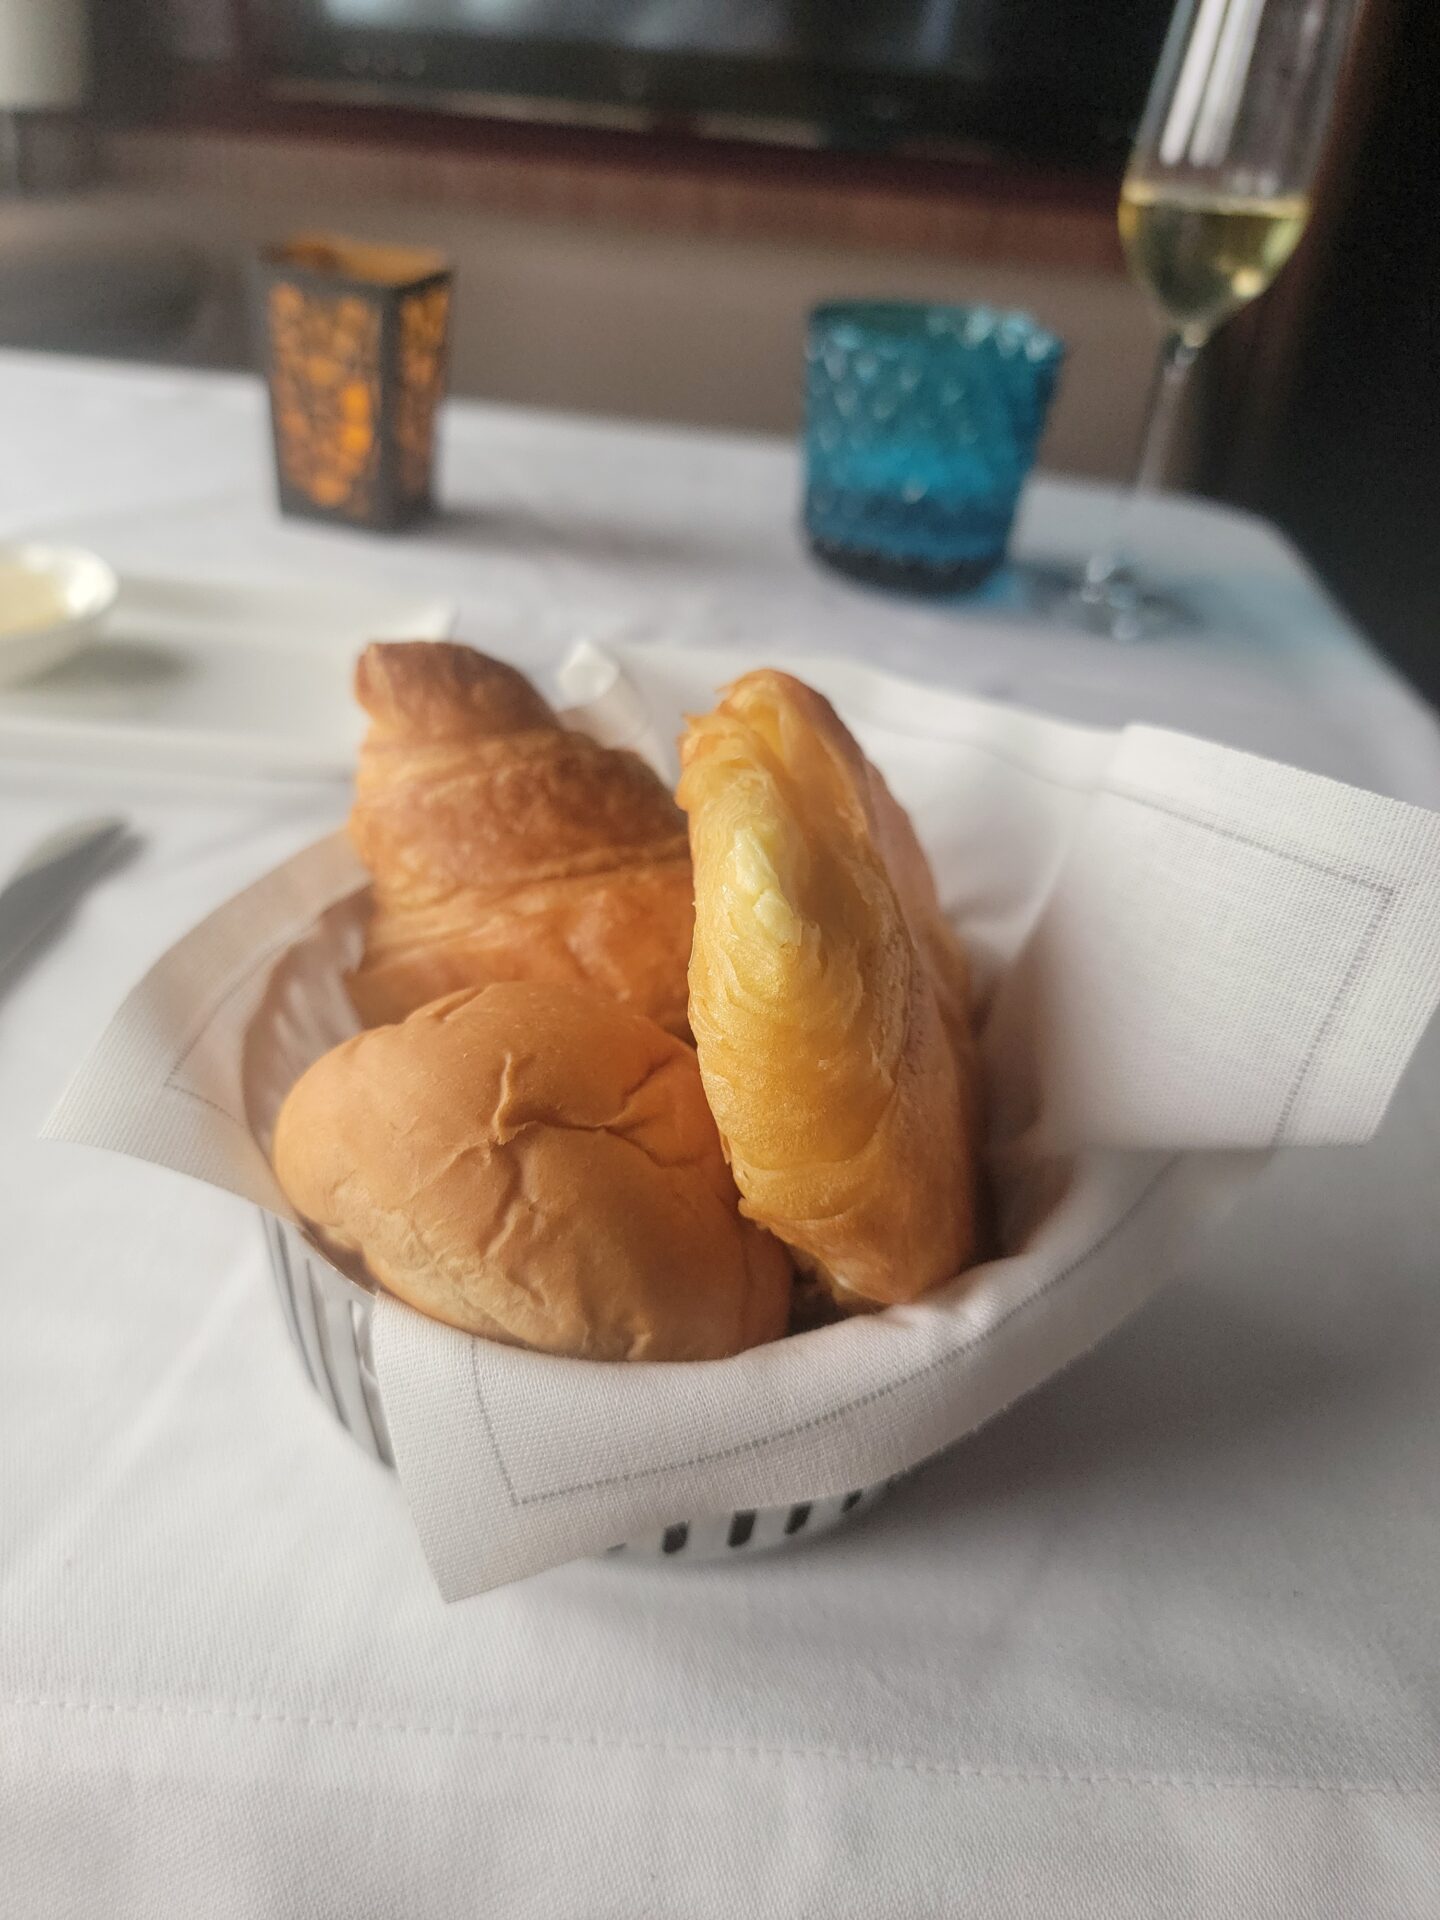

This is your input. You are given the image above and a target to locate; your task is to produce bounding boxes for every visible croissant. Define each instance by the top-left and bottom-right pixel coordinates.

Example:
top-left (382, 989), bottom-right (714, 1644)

top-left (678, 670), bottom-right (981, 1308)
top-left (346, 642), bottom-right (694, 1034)
top-left (272, 981), bottom-right (792, 1360)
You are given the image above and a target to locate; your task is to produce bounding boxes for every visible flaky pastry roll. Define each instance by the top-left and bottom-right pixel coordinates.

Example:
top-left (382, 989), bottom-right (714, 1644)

top-left (678, 670), bottom-right (981, 1308)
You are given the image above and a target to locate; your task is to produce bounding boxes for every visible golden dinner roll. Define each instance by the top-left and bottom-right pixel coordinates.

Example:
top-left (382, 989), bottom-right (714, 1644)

top-left (678, 669), bottom-right (981, 1309)
top-left (271, 980), bottom-right (792, 1360)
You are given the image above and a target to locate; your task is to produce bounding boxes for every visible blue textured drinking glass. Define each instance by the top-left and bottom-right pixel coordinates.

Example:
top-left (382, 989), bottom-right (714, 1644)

top-left (804, 301), bottom-right (1064, 592)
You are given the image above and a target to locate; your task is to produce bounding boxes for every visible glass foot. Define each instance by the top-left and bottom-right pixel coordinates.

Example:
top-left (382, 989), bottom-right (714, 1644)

top-left (1061, 560), bottom-right (1194, 642)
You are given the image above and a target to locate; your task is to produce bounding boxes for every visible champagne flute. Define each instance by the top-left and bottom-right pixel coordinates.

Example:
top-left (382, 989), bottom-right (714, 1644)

top-left (1074, 0), bottom-right (1357, 638)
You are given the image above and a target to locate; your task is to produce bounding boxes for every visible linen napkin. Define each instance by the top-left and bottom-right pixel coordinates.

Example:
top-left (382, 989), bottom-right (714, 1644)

top-left (45, 641), bottom-right (1440, 1599)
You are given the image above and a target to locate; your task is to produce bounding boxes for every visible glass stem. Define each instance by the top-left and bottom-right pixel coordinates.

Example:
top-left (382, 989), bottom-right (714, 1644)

top-left (1084, 330), bottom-right (1198, 590)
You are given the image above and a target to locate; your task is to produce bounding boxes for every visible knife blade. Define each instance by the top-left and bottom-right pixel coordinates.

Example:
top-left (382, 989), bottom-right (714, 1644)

top-left (0, 817), bottom-right (129, 979)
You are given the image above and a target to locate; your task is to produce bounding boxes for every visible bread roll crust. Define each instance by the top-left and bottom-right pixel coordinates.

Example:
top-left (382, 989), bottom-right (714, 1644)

top-left (347, 642), bottom-right (694, 1035)
top-left (678, 670), bottom-right (980, 1307)
top-left (272, 980), bottom-right (791, 1360)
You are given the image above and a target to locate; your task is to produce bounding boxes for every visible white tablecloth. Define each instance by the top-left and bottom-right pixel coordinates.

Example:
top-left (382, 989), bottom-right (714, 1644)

top-left (4, 355), bottom-right (1439, 1918)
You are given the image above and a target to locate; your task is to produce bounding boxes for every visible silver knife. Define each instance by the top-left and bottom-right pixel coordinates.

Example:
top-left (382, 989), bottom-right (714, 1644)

top-left (0, 818), bottom-right (129, 979)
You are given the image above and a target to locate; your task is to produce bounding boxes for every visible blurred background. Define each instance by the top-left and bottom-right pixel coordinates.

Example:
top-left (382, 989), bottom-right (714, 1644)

top-left (2, 0), bottom-right (1433, 694)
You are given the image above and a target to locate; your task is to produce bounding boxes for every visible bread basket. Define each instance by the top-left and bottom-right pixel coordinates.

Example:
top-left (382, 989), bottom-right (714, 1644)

top-left (45, 641), bottom-right (1440, 1600)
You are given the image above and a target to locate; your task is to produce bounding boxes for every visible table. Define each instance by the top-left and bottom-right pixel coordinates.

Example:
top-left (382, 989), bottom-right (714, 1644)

top-left (4, 355), bottom-right (1438, 1919)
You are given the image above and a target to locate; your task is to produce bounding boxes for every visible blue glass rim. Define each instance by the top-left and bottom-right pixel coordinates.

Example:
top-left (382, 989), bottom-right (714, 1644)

top-left (808, 299), bottom-right (1065, 368)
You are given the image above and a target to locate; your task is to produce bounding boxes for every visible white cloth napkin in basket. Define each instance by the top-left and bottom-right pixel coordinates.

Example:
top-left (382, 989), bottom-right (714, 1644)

top-left (45, 642), bottom-right (1440, 1599)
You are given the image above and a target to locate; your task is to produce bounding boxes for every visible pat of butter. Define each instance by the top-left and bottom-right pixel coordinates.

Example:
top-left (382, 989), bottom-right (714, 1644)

top-left (0, 564), bottom-right (69, 638)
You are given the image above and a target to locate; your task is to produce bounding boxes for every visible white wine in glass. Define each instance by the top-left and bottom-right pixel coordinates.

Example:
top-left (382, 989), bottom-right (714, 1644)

top-left (1075, 0), bottom-right (1357, 637)
top-left (1118, 180), bottom-right (1310, 348)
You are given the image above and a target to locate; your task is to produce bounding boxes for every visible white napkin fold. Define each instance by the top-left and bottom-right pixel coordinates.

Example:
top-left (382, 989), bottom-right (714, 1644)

top-left (45, 642), bottom-right (1440, 1599)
